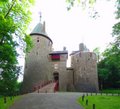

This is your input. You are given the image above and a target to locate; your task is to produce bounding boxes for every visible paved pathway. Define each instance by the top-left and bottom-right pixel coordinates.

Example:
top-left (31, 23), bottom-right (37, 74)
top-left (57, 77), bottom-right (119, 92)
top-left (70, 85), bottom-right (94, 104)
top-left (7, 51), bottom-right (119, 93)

top-left (9, 93), bottom-right (84, 109)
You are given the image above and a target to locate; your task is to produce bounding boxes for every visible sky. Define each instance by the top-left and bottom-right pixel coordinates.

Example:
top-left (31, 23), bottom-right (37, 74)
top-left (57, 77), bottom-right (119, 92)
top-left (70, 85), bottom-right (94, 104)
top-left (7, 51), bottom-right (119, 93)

top-left (18, 0), bottom-right (117, 81)
top-left (29, 0), bottom-right (116, 53)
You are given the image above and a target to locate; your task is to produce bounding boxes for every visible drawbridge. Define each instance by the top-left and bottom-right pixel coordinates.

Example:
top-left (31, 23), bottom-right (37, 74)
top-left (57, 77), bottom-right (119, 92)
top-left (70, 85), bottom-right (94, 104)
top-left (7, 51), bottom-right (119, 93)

top-left (33, 81), bottom-right (59, 93)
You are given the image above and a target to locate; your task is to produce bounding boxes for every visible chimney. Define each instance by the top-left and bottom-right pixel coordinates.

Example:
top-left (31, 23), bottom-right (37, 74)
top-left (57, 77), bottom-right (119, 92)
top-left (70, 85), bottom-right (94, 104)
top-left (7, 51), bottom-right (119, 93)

top-left (63, 46), bottom-right (66, 51)
top-left (79, 43), bottom-right (84, 51)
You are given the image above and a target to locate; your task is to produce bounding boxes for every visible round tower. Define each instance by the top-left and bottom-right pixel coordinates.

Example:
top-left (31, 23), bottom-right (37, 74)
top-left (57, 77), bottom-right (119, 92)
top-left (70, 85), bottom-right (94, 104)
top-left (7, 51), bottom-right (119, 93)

top-left (22, 21), bottom-right (53, 93)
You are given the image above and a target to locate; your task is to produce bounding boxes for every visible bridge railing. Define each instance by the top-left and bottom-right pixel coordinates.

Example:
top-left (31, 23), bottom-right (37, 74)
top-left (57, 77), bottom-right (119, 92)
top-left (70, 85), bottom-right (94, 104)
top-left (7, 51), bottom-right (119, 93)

top-left (32, 80), bottom-right (53, 92)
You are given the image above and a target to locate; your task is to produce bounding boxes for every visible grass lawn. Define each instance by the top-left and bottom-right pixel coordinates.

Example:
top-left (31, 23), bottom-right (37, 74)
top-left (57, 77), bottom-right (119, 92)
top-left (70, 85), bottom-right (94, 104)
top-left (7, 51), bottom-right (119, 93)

top-left (100, 89), bottom-right (120, 94)
top-left (0, 96), bottom-right (21, 109)
top-left (78, 95), bottom-right (120, 109)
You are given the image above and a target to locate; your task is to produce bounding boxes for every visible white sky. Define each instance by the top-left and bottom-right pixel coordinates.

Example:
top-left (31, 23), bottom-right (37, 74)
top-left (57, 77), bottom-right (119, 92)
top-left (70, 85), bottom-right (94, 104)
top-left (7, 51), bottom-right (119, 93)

top-left (29, 0), bottom-right (116, 53)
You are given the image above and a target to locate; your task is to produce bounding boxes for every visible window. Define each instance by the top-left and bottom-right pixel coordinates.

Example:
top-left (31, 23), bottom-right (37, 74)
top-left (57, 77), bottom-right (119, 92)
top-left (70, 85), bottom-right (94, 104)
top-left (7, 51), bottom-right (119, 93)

top-left (37, 40), bottom-right (39, 42)
top-left (54, 64), bottom-right (58, 69)
top-left (37, 37), bottom-right (39, 42)
top-left (51, 54), bottom-right (60, 61)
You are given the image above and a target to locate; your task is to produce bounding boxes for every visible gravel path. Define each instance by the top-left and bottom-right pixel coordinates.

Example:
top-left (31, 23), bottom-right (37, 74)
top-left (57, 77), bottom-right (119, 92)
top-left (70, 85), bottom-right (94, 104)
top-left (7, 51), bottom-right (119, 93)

top-left (9, 92), bottom-right (84, 109)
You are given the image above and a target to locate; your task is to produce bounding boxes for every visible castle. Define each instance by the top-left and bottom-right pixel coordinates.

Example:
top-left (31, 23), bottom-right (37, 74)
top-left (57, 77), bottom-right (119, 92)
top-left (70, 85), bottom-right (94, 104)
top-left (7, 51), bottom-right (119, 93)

top-left (22, 21), bottom-right (99, 93)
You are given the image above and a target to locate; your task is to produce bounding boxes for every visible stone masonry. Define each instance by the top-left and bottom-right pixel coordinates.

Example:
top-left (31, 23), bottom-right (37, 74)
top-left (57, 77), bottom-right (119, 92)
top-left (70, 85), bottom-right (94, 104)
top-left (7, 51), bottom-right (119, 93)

top-left (22, 21), bottom-right (99, 93)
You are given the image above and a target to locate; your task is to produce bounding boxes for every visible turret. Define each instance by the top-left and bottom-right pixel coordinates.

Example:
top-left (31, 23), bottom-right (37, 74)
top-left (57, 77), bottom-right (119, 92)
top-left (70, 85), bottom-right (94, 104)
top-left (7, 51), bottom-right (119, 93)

top-left (22, 21), bottom-right (53, 93)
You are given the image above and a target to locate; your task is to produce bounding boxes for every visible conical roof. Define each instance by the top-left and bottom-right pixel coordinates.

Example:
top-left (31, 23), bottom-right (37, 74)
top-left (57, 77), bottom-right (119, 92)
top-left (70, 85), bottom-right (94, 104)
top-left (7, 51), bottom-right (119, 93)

top-left (30, 22), bottom-right (53, 43)
top-left (31, 22), bottom-right (47, 36)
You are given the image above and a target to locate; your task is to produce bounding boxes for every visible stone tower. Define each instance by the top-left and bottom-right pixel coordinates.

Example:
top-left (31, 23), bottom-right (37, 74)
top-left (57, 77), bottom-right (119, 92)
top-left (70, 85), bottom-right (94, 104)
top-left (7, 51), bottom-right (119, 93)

top-left (22, 21), bottom-right (53, 93)
top-left (69, 43), bottom-right (99, 92)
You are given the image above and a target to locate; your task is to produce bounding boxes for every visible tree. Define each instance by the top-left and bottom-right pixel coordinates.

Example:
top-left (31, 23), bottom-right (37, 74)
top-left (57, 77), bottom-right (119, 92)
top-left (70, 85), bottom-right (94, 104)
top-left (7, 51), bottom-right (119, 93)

top-left (0, 0), bottom-right (34, 95)
top-left (93, 47), bottom-right (101, 62)
top-left (112, 0), bottom-right (120, 47)
top-left (66, 0), bottom-right (96, 10)
top-left (98, 43), bottom-right (120, 89)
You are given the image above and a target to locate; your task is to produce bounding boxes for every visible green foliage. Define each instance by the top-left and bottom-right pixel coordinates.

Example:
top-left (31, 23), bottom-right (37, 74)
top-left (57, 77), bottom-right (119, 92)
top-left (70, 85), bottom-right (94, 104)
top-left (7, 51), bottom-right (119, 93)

top-left (78, 95), bottom-right (120, 109)
top-left (97, 0), bottom-right (120, 89)
top-left (66, 0), bottom-right (96, 10)
top-left (0, 67), bottom-right (21, 96)
top-left (113, 0), bottom-right (120, 41)
top-left (0, 0), bottom-right (8, 2)
top-left (98, 44), bottom-right (120, 89)
top-left (23, 35), bottom-right (33, 52)
top-left (0, 0), bottom-right (34, 96)
top-left (0, 96), bottom-right (21, 109)
top-left (93, 47), bottom-right (101, 62)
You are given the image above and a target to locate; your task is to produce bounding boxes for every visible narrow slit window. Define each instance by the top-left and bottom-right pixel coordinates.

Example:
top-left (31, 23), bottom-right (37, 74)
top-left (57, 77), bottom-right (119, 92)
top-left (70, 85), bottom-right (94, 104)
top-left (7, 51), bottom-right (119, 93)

top-left (37, 40), bottom-right (39, 42)
top-left (37, 37), bottom-right (39, 42)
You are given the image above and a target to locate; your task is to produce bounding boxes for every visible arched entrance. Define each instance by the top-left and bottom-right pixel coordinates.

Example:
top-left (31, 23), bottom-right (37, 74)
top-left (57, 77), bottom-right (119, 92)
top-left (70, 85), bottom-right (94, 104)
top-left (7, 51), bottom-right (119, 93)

top-left (53, 72), bottom-right (59, 81)
top-left (53, 72), bottom-right (59, 91)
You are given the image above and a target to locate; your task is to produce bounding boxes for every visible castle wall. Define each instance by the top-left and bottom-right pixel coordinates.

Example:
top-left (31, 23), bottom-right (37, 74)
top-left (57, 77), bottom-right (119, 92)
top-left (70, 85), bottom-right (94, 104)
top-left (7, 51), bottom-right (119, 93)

top-left (49, 53), bottom-right (68, 91)
top-left (67, 69), bottom-right (73, 86)
top-left (67, 68), bottom-right (75, 91)
top-left (71, 52), bottom-right (99, 92)
top-left (22, 34), bottom-right (52, 93)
